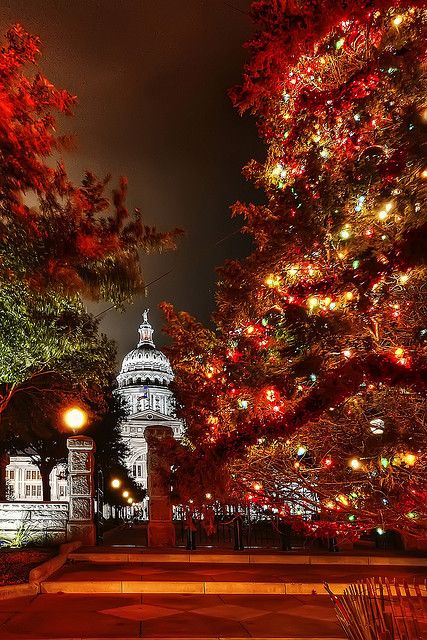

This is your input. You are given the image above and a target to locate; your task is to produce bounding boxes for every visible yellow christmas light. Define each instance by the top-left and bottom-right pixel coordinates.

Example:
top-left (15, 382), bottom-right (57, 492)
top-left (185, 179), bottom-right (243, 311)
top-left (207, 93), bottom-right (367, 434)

top-left (265, 274), bottom-right (281, 288)
top-left (392, 15), bottom-right (403, 27)
top-left (288, 266), bottom-right (299, 278)
top-left (349, 458), bottom-right (361, 470)
top-left (403, 453), bottom-right (416, 466)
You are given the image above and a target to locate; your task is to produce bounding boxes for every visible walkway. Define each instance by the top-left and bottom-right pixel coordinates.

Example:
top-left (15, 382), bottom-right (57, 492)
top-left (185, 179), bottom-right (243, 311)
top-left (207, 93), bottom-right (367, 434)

top-left (0, 592), bottom-right (343, 638)
top-left (1, 550), bottom-right (425, 638)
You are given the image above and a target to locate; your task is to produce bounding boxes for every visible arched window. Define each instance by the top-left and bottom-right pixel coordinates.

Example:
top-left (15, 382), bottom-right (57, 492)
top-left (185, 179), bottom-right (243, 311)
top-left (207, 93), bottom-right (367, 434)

top-left (132, 453), bottom-right (147, 483)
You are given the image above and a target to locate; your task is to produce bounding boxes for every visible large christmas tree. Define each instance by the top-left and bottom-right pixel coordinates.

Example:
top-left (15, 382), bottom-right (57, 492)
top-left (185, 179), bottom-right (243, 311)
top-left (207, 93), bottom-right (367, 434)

top-left (163, 1), bottom-right (427, 543)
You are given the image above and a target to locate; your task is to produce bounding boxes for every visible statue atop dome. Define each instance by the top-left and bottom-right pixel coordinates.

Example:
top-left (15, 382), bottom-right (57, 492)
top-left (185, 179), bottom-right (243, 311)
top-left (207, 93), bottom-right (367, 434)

top-left (138, 309), bottom-right (155, 348)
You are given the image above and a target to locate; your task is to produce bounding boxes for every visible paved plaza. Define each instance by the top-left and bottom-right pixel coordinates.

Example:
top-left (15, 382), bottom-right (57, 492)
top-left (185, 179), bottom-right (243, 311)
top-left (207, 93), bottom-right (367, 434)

top-left (0, 592), bottom-right (343, 639)
top-left (0, 554), bottom-right (426, 639)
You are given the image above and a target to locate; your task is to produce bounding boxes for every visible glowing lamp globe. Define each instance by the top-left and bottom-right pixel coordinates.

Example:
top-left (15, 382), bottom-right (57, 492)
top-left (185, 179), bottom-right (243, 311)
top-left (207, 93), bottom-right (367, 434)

top-left (127, 497), bottom-right (133, 504)
top-left (122, 490), bottom-right (130, 498)
top-left (111, 478), bottom-right (121, 489)
top-left (63, 407), bottom-right (87, 431)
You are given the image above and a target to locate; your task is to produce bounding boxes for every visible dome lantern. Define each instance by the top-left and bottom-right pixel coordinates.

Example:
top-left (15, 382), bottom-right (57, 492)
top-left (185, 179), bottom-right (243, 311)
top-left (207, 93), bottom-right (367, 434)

top-left (138, 309), bottom-right (155, 348)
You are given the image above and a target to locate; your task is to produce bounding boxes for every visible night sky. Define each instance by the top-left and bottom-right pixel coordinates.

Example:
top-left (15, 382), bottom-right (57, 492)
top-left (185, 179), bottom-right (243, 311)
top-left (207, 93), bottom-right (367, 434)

top-left (0, 0), bottom-right (262, 364)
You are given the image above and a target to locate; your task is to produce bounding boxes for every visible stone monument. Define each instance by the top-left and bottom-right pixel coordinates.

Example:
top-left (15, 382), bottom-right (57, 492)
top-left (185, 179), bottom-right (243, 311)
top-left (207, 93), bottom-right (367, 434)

top-left (66, 436), bottom-right (96, 545)
top-left (146, 425), bottom-right (175, 547)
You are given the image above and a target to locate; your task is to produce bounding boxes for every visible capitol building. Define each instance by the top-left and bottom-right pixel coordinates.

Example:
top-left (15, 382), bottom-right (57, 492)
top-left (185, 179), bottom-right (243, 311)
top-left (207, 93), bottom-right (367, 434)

top-left (6, 310), bottom-right (184, 506)
top-left (116, 310), bottom-right (184, 495)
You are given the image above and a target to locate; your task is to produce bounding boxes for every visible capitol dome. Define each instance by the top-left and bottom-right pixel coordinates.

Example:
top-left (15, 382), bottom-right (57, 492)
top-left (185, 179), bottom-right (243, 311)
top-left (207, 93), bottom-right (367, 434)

top-left (117, 310), bottom-right (174, 388)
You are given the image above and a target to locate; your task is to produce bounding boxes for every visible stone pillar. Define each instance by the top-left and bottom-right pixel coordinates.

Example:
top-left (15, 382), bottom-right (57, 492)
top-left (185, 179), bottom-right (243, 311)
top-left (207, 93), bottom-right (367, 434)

top-left (0, 453), bottom-right (10, 501)
top-left (66, 436), bottom-right (96, 546)
top-left (146, 426), bottom-right (175, 547)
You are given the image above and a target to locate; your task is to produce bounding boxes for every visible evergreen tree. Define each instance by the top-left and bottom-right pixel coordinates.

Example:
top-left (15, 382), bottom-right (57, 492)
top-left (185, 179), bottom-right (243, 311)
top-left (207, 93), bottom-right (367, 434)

top-left (162, 2), bottom-right (427, 542)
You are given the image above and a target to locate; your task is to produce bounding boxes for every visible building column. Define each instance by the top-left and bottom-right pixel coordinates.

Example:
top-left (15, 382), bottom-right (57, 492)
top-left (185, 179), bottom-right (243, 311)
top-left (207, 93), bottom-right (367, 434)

top-left (66, 436), bottom-right (96, 545)
top-left (146, 426), bottom-right (175, 547)
top-left (0, 453), bottom-right (9, 501)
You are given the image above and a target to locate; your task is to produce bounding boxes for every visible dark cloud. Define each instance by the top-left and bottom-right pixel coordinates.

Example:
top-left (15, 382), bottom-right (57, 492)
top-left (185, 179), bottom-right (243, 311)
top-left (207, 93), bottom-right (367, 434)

top-left (0, 0), bottom-right (262, 364)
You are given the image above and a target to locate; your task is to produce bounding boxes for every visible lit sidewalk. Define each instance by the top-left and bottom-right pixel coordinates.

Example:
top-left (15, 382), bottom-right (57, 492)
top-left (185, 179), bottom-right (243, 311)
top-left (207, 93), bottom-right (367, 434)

top-left (0, 592), bottom-right (344, 638)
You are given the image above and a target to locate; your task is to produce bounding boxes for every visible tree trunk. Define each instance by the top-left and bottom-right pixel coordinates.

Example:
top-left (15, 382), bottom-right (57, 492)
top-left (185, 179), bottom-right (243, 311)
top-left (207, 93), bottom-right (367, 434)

top-left (40, 467), bottom-right (52, 501)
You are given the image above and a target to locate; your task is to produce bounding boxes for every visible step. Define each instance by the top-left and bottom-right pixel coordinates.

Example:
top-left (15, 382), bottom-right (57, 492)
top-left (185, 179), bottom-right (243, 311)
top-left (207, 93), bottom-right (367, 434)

top-left (68, 547), bottom-right (427, 567)
top-left (41, 561), bottom-right (427, 595)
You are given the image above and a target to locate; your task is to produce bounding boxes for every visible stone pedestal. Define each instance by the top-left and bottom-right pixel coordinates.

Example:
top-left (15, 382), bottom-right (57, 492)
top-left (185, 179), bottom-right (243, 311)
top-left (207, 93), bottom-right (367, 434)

top-left (146, 426), bottom-right (175, 547)
top-left (66, 436), bottom-right (96, 546)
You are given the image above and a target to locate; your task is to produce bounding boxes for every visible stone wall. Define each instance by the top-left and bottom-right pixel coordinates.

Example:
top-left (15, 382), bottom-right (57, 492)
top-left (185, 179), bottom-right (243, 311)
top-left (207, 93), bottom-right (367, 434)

top-left (0, 502), bottom-right (69, 546)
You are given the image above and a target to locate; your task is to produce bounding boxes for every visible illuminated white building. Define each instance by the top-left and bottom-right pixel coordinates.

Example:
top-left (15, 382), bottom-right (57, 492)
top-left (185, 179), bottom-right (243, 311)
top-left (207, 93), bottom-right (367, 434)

top-left (116, 310), bottom-right (184, 493)
top-left (6, 458), bottom-right (67, 502)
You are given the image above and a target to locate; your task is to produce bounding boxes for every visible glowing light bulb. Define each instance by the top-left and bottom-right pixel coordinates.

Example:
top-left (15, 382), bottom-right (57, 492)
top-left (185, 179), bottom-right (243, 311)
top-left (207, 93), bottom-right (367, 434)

top-left (384, 202), bottom-right (393, 212)
top-left (399, 273), bottom-right (409, 284)
top-left (378, 210), bottom-right (388, 220)
top-left (265, 274), bottom-right (281, 288)
top-left (394, 347), bottom-right (404, 358)
top-left (297, 445), bottom-right (307, 457)
top-left (307, 296), bottom-right (319, 309)
top-left (340, 228), bottom-right (351, 240)
top-left (392, 15), bottom-right (403, 26)
top-left (111, 478), bottom-right (121, 489)
top-left (63, 407), bottom-right (87, 431)
top-left (288, 266), bottom-right (299, 277)
top-left (205, 492), bottom-right (212, 500)
top-left (122, 490), bottom-right (129, 498)
top-left (349, 458), bottom-right (361, 470)
top-left (335, 37), bottom-right (345, 49)
top-left (127, 497), bottom-right (133, 504)
top-left (421, 168), bottom-right (427, 179)
top-left (376, 527), bottom-right (385, 535)
top-left (266, 388), bottom-right (276, 402)
top-left (345, 291), bottom-right (353, 301)
top-left (404, 453), bottom-right (416, 466)
top-left (253, 483), bottom-right (262, 491)
top-left (343, 350), bottom-right (351, 358)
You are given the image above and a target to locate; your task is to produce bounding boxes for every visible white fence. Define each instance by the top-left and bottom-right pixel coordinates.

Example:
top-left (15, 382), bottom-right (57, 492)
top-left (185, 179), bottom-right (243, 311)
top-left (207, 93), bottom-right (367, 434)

top-left (0, 501), bottom-right (69, 546)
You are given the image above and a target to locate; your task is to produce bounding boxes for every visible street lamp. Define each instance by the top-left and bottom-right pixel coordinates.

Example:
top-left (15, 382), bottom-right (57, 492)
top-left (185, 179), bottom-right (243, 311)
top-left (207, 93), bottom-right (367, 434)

top-left (111, 478), bottom-right (121, 489)
top-left (127, 497), bottom-right (133, 504)
top-left (122, 490), bottom-right (129, 499)
top-left (63, 407), bottom-right (88, 432)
